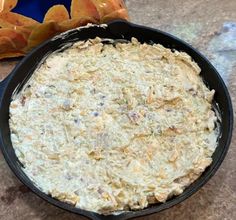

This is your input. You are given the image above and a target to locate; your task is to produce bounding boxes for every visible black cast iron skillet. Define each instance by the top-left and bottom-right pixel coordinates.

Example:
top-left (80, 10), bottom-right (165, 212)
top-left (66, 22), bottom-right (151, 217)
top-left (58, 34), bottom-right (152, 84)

top-left (0, 20), bottom-right (233, 220)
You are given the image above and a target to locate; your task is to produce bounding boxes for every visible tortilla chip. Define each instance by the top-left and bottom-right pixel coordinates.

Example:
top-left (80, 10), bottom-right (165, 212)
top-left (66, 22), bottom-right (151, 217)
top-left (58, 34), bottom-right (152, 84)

top-left (0, 36), bottom-right (16, 52)
top-left (91, 0), bottom-right (128, 18)
top-left (71, 0), bottom-right (100, 21)
top-left (14, 26), bottom-right (33, 40)
top-left (58, 17), bottom-right (98, 32)
top-left (0, 51), bottom-right (24, 59)
top-left (0, 35), bottom-right (24, 59)
top-left (0, 17), bottom-right (14, 28)
top-left (101, 8), bottom-right (129, 23)
top-left (0, 28), bottom-right (27, 49)
top-left (0, 12), bottom-right (39, 27)
top-left (44, 5), bottom-right (69, 23)
top-left (26, 22), bottom-right (59, 51)
top-left (0, 0), bottom-right (18, 12)
top-left (116, 0), bottom-right (126, 9)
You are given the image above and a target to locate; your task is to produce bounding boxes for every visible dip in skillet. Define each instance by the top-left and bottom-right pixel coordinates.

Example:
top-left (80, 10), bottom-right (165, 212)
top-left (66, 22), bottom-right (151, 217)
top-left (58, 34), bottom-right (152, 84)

top-left (9, 37), bottom-right (218, 214)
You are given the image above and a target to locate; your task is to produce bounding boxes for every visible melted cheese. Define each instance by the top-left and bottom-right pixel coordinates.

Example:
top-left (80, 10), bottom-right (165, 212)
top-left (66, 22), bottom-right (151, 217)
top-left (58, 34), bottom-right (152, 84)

top-left (9, 38), bottom-right (218, 214)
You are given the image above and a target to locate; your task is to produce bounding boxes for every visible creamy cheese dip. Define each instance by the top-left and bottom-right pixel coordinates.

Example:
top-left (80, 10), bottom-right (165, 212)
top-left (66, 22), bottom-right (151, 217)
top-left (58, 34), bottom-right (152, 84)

top-left (9, 38), bottom-right (218, 214)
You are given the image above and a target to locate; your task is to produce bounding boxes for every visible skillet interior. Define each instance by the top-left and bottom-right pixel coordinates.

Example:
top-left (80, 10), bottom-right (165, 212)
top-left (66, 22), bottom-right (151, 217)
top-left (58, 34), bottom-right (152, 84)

top-left (0, 20), bottom-right (233, 220)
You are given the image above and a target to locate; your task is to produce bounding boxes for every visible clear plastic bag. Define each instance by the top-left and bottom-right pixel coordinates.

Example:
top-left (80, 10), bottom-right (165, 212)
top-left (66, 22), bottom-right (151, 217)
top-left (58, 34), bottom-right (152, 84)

top-left (0, 0), bottom-right (129, 59)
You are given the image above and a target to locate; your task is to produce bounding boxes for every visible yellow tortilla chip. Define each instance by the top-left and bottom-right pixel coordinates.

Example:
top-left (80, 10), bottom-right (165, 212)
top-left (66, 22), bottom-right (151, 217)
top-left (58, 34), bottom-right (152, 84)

top-left (58, 17), bottom-right (98, 32)
top-left (101, 8), bottom-right (129, 23)
top-left (91, 0), bottom-right (128, 18)
top-left (0, 28), bottom-right (27, 49)
top-left (44, 5), bottom-right (69, 23)
top-left (0, 36), bottom-right (16, 52)
top-left (26, 22), bottom-right (59, 51)
top-left (14, 26), bottom-right (33, 40)
top-left (71, 0), bottom-right (100, 21)
top-left (0, 0), bottom-right (18, 12)
top-left (0, 12), bottom-right (39, 27)
top-left (0, 35), bottom-right (24, 60)
top-left (0, 17), bottom-right (14, 28)
top-left (0, 51), bottom-right (24, 59)
top-left (116, 0), bottom-right (126, 9)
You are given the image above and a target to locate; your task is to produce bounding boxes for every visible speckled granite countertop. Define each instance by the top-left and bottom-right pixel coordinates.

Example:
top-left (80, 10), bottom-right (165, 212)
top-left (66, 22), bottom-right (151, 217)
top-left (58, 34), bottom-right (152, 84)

top-left (0, 0), bottom-right (235, 219)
